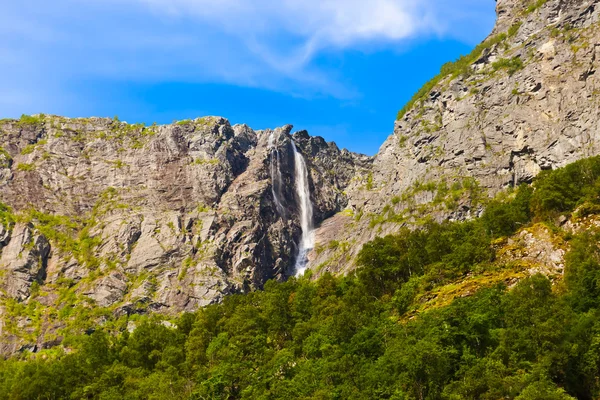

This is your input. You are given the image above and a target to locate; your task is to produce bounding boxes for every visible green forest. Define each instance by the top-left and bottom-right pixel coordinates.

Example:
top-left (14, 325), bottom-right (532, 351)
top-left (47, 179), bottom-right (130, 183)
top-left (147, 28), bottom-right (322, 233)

top-left (3, 156), bottom-right (600, 399)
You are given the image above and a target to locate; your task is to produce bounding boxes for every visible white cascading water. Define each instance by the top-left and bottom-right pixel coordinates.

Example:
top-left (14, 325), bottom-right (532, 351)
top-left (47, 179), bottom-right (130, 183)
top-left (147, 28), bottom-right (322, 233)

top-left (291, 140), bottom-right (315, 276)
top-left (268, 132), bottom-right (286, 216)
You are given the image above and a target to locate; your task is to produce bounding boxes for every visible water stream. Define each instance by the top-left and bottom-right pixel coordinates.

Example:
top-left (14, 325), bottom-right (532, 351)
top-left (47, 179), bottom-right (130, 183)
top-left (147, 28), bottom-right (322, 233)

top-left (291, 140), bottom-right (315, 276)
top-left (268, 132), bottom-right (286, 216)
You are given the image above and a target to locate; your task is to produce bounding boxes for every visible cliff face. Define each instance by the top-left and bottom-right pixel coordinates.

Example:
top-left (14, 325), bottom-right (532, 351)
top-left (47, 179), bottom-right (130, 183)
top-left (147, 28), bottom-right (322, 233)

top-left (308, 0), bottom-right (600, 275)
top-left (2, 0), bottom-right (600, 355)
top-left (0, 116), bottom-right (370, 353)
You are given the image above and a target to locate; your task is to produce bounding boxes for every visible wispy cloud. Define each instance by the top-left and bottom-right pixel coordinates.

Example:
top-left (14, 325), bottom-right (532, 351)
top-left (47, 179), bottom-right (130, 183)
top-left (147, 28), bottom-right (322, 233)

top-left (0, 0), bottom-right (495, 115)
top-left (130, 0), bottom-right (492, 74)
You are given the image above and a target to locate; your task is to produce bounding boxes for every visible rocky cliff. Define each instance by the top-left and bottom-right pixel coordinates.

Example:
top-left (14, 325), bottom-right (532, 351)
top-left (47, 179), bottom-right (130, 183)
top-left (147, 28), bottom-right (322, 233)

top-left (308, 0), bottom-right (600, 275)
top-left (2, 0), bottom-right (600, 355)
top-left (0, 116), bottom-right (370, 353)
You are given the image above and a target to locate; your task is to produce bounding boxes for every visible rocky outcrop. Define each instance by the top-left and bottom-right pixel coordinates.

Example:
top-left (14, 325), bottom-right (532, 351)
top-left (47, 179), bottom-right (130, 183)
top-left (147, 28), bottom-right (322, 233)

top-left (497, 224), bottom-right (567, 276)
top-left (0, 114), bottom-right (370, 352)
top-left (0, 224), bottom-right (49, 301)
top-left (308, 0), bottom-right (600, 275)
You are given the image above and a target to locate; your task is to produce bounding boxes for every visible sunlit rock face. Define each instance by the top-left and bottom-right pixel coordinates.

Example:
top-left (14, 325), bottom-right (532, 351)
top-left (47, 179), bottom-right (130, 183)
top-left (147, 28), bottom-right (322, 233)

top-left (307, 0), bottom-right (600, 276)
top-left (0, 115), bottom-right (371, 354)
top-left (2, 0), bottom-right (600, 356)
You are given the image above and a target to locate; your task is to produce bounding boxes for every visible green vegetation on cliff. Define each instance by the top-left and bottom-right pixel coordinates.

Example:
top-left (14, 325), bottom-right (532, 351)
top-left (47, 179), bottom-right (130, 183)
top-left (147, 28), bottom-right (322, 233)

top-left (396, 32), bottom-right (509, 120)
top-left (2, 157), bottom-right (600, 399)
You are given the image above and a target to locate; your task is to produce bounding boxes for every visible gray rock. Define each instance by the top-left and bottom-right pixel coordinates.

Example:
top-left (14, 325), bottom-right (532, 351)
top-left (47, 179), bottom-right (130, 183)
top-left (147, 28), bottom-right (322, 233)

top-left (307, 0), bottom-right (600, 275)
top-left (83, 272), bottom-right (128, 308)
top-left (0, 223), bottom-right (50, 301)
top-left (0, 114), bottom-right (367, 333)
top-left (0, 223), bottom-right (10, 246)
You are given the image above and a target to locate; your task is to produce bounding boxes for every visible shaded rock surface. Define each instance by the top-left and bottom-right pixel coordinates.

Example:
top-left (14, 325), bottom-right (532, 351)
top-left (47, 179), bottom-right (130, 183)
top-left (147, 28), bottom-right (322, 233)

top-left (0, 224), bottom-right (49, 301)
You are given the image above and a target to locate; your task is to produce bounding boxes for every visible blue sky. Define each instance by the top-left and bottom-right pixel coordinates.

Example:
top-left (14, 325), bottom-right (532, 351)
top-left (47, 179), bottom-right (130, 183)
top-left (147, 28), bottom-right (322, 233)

top-left (1, 1), bottom-right (496, 155)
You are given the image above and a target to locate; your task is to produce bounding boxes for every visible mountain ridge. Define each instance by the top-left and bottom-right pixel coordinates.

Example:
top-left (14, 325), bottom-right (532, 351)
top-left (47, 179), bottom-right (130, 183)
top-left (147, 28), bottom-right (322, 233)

top-left (307, 0), bottom-right (600, 275)
top-left (1, 0), bottom-right (600, 355)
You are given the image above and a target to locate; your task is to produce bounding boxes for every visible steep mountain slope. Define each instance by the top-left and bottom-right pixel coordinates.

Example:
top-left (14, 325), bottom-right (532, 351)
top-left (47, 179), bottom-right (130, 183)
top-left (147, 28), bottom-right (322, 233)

top-left (1, 0), bottom-right (600, 356)
top-left (308, 0), bottom-right (600, 275)
top-left (0, 116), bottom-right (370, 353)
top-left (5, 155), bottom-right (600, 398)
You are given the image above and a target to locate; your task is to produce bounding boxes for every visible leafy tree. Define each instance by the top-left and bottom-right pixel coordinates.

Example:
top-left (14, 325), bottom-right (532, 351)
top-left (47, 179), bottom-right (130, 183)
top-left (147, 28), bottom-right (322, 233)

top-left (482, 184), bottom-right (533, 237)
top-left (531, 156), bottom-right (600, 219)
top-left (516, 379), bottom-right (575, 400)
top-left (564, 230), bottom-right (600, 311)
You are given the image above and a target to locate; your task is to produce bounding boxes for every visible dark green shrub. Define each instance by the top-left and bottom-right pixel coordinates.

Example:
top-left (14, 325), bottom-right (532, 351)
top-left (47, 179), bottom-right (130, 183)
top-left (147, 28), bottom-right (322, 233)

top-left (357, 229), bottom-right (429, 296)
top-left (531, 156), bottom-right (600, 219)
top-left (482, 184), bottom-right (533, 237)
top-left (564, 230), bottom-right (600, 311)
top-left (357, 220), bottom-right (494, 296)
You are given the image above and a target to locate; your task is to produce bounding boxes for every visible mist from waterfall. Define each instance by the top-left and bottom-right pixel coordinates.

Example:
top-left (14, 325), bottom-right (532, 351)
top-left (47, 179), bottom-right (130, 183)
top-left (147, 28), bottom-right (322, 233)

top-left (291, 140), bottom-right (315, 276)
top-left (268, 132), bottom-right (286, 216)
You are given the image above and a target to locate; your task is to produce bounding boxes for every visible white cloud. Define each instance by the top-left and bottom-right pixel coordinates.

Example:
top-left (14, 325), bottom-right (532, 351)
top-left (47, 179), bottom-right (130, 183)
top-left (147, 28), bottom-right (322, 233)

top-left (0, 0), bottom-right (495, 115)
top-left (134, 0), bottom-right (431, 66)
top-left (138, 0), bottom-right (423, 43)
top-left (124, 0), bottom-right (493, 80)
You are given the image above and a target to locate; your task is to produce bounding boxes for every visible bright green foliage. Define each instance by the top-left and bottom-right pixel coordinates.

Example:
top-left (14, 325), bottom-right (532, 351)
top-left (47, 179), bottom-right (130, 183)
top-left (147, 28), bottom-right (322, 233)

top-left (0, 202), bottom-right (14, 229)
top-left (20, 145), bottom-right (35, 155)
top-left (15, 163), bottom-right (34, 172)
top-left (508, 22), bottom-right (523, 37)
top-left (20, 210), bottom-right (102, 269)
top-left (20, 140), bottom-right (47, 155)
top-left (525, 0), bottom-right (548, 14)
top-left (516, 380), bottom-right (575, 400)
top-left (16, 114), bottom-right (45, 128)
top-left (492, 57), bottom-right (524, 76)
top-left (95, 120), bottom-right (155, 149)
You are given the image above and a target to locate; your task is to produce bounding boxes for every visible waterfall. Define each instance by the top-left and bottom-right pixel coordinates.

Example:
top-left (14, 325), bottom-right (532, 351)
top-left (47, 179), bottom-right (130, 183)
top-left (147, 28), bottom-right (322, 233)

top-left (268, 132), bottom-right (286, 216)
top-left (291, 140), bottom-right (315, 276)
